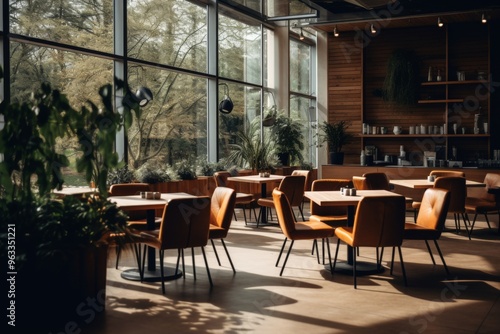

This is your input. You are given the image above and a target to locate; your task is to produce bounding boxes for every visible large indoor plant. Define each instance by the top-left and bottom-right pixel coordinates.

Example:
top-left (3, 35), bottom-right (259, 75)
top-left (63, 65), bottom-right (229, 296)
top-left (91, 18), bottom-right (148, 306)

top-left (227, 119), bottom-right (278, 172)
top-left (271, 112), bottom-right (304, 166)
top-left (317, 120), bottom-right (352, 165)
top-left (0, 70), bottom-right (141, 330)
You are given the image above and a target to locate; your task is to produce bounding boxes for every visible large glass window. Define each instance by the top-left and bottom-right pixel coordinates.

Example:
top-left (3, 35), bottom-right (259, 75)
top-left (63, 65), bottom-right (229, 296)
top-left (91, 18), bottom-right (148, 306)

top-left (10, 0), bottom-right (113, 53)
top-left (127, 65), bottom-right (207, 168)
top-left (218, 12), bottom-right (261, 85)
top-left (127, 0), bottom-right (207, 73)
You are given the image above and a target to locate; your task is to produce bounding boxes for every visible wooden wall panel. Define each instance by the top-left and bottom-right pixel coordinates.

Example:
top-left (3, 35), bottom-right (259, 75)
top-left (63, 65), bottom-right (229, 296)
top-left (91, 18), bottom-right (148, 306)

top-left (327, 23), bottom-right (493, 165)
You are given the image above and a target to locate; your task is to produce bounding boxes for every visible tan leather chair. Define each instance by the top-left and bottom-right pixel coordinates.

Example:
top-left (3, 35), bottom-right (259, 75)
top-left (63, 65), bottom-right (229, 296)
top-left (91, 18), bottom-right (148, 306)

top-left (291, 169), bottom-right (312, 212)
top-left (333, 195), bottom-right (407, 288)
top-left (465, 173), bottom-right (500, 236)
top-left (352, 176), bottom-right (367, 190)
top-left (272, 189), bottom-right (335, 276)
top-left (257, 175), bottom-right (306, 226)
top-left (435, 176), bottom-right (469, 238)
top-left (412, 171), bottom-right (465, 220)
top-left (138, 197), bottom-right (212, 294)
top-left (309, 178), bottom-right (352, 264)
top-left (214, 171), bottom-right (256, 224)
top-left (361, 172), bottom-right (392, 190)
top-left (109, 183), bottom-right (161, 268)
top-left (209, 187), bottom-right (237, 273)
top-left (309, 179), bottom-right (352, 225)
top-left (401, 188), bottom-right (451, 276)
top-left (430, 170), bottom-right (465, 178)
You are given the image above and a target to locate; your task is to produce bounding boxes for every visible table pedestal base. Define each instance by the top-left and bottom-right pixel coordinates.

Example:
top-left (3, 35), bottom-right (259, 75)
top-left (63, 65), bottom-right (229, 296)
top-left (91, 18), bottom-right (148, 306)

top-left (121, 267), bottom-right (183, 282)
top-left (327, 261), bottom-right (385, 276)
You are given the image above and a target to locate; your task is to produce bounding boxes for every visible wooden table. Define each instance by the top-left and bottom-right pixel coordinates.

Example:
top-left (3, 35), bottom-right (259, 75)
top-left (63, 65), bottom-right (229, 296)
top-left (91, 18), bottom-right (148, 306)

top-left (390, 179), bottom-right (485, 189)
top-left (305, 190), bottom-right (404, 275)
top-left (53, 186), bottom-right (96, 198)
top-left (109, 192), bottom-right (196, 282)
top-left (227, 174), bottom-right (284, 225)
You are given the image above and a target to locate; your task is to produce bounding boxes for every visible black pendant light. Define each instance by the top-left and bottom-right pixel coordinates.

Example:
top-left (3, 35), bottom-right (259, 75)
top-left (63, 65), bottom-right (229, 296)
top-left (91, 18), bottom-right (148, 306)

top-left (218, 83), bottom-right (233, 114)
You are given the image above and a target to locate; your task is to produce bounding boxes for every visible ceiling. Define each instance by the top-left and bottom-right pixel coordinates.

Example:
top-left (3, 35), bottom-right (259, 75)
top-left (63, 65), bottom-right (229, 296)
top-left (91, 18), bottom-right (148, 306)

top-left (295, 0), bottom-right (500, 32)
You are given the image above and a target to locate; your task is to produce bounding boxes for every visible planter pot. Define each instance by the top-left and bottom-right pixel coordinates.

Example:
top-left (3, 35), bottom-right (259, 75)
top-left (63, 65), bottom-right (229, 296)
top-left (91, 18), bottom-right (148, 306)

top-left (330, 152), bottom-right (345, 165)
top-left (277, 153), bottom-right (290, 166)
top-left (16, 244), bottom-right (108, 330)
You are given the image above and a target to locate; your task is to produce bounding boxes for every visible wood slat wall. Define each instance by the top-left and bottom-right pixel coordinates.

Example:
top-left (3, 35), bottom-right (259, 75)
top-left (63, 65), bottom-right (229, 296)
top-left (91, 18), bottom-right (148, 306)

top-left (327, 23), bottom-right (492, 165)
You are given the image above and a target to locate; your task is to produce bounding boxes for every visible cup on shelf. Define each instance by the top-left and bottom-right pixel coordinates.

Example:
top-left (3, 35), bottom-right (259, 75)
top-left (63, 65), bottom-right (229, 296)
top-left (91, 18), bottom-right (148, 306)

top-left (453, 123), bottom-right (458, 134)
top-left (484, 123), bottom-right (488, 134)
top-left (462, 127), bottom-right (466, 134)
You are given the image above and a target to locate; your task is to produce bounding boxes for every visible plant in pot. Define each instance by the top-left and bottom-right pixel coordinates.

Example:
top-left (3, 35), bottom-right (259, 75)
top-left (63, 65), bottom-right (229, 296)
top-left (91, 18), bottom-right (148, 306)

top-left (270, 112), bottom-right (304, 166)
top-left (0, 72), bottom-right (141, 330)
top-left (317, 120), bottom-right (352, 165)
top-left (226, 119), bottom-right (278, 173)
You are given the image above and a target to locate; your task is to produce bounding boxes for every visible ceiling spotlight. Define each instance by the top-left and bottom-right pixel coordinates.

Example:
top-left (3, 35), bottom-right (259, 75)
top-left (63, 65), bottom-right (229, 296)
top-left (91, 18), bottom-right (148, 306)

top-left (299, 28), bottom-right (305, 40)
top-left (481, 13), bottom-right (487, 24)
top-left (370, 24), bottom-right (376, 34)
top-left (437, 17), bottom-right (443, 27)
top-left (334, 26), bottom-right (339, 37)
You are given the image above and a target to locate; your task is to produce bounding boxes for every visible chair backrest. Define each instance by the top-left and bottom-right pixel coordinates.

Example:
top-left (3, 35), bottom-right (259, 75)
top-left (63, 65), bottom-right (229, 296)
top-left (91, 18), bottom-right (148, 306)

top-left (352, 195), bottom-right (406, 247)
top-left (158, 197), bottom-right (211, 249)
top-left (352, 176), bottom-right (368, 190)
top-left (362, 172), bottom-right (391, 190)
top-left (292, 169), bottom-right (312, 191)
top-left (430, 170), bottom-right (465, 178)
top-left (272, 189), bottom-right (297, 239)
top-left (278, 175), bottom-right (306, 207)
top-left (481, 173), bottom-right (500, 202)
top-left (433, 176), bottom-right (466, 213)
top-left (210, 187), bottom-right (237, 233)
top-left (109, 183), bottom-right (150, 196)
top-left (416, 188), bottom-right (451, 234)
top-left (109, 183), bottom-right (151, 220)
top-left (213, 171), bottom-right (230, 188)
top-left (311, 179), bottom-right (352, 216)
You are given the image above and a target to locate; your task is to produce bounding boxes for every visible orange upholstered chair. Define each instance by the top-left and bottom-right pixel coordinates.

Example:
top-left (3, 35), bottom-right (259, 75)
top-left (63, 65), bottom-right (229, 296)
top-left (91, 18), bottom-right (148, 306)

top-left (291, 169), bottom-right (312, 212)
top-left (465, 173), bottom-right (500, 236)
top-left (433, 176), bottom-right (469, 238)
top-left (214, 171), bottom-right (257, 224)
top-left (209, 187), bottom-right (237, 273)
top-left (272, 189), bottom-right (335, 276)
top-left (257, 175), bottom-right (306, 225)
top-left (109, 183), bottom-right (161, 268)
top-left (333, 195), bottom-right (407, 288)
top-left (430, 170), bottom-right (465, 178)
top-left (138, 197), bottom-right (212, 294)
top-left (401, 188), bottom-right (451, 277)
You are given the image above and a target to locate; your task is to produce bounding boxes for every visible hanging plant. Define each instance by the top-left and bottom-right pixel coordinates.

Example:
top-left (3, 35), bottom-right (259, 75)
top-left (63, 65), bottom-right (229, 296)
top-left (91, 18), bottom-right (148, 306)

top-left (382, 49), bottom-right (421, 106)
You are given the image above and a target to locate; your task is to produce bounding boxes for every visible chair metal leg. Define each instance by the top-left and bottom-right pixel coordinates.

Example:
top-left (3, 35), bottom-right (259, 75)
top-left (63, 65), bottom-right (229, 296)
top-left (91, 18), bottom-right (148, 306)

top-left (200, 246), bottom-right (213, 287)
top-left (191, 247), bottom-right (196, 280)
top-left (424, 240), bottom-right (436, 265)
top-left (311, 239), bottom-right (317, 255)
top-left (133, 243), bottom-right (142, 271)
top-left (280, 240), bottom-right (295, 276)
top-left (140, 245), bottom-right (147, 282)
top-left (353, 247), bottom-right (357, 289)
top-left (175, 248), bottom-right (181, 276)
top-left (460, 213), bottom-right (471, 240)
top-left (332, 239), bottom-right (340, 277)
top-left (221, 239), bottom-right (236, 273)
top-left (433, 240), bottom-right (451, 277)
top-left (160, 249), bottom-right (166, 294)
top-left (210, 239), bottom-right (221, 266)
top-left (314, 238), bottom-right (320, 264)
top-left (390, 247), bottom-right (395, 275)
top-left (181, 248), bottom-right (186, 279)
top-left (276, 238), bottom-right (287, 267)
top-left (326, 238), bottom-right (333, 273)
top-left (298, 205), bottom-right (305, 221)
top-left (397, 246), bottom-right (408, 286)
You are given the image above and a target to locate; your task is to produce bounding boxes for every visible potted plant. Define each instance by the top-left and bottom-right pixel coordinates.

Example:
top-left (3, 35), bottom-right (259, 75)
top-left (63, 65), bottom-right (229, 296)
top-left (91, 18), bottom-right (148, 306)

top-left (0, 71), bottom-right (140, 330)
top-left (271, 113), bottom-right (304, 166)
top-left (317, 120), bottom-right (352, 165)
top-left (227, 119), bottom-right (278, 172)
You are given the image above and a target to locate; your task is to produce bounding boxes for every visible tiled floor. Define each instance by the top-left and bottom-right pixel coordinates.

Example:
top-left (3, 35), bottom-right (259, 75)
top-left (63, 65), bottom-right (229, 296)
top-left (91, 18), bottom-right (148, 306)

top-left (85, 208), bottom-right (498, 333)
